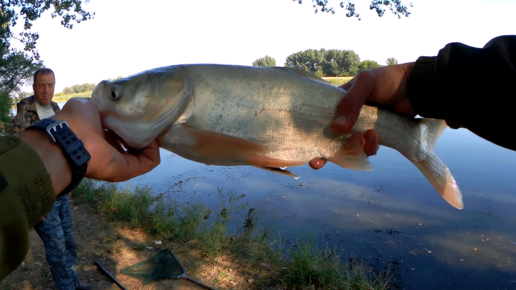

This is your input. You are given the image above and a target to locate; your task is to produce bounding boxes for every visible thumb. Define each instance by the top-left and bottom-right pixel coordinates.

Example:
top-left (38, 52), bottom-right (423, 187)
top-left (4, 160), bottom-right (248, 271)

top-left (332, 72), bottom-right (375, 132)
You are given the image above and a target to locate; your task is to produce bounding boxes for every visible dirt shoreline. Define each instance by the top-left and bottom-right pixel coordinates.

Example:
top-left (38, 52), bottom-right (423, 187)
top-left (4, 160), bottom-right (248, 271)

top-left (1, 199), bottom-right (273, 290)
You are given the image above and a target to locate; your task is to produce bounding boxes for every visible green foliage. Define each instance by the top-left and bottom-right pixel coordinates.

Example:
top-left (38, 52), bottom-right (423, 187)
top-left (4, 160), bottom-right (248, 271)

top-left (107, 76), bottom-right (123, 82)
top-left (294, 0), bottom-right (412, 20)
top-left (73, 179), bottom-right (398, 289)
top-left (0, 1), bottom-right (94, 132)
top-left (0, 91), bottom-right (13, 134)
top-left (0, 52), bottom-right (43, 96)
top-left (325, 76), bottom-right (353, 85)
top-left (60, 83), bottom-right (95, 95)
top-left (386, 57), bottom-right (398, 66)
top-left (1, 1), bottom-right (95, 61)
top-left (0, 54), bottom-right (39, 134)
top-left (0, 53), bottom-right (40, 134)
top-left (282, 238), bottom-right (343, 287)
top-left (358, 60), bottom-right (382, 72)
top-left (252, 55), bottom-right (277, 67)
top-left (58, 77), bottom-right (124, 96)
top-left (53, 90), bottom-right (92, 103)
top-left (285, 49), bottom-right (360, 77)
top-left (281, 237), bottom-right (395, 289)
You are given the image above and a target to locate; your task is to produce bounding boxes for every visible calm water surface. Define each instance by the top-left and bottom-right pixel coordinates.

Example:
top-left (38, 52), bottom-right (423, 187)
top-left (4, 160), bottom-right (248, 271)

top-left (30, 101), bottom-right (516, 290)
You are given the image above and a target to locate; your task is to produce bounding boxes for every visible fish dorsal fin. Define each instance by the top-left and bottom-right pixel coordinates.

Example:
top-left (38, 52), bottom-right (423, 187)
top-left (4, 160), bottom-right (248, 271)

top-left (273, 67), bottom-right (329, 83)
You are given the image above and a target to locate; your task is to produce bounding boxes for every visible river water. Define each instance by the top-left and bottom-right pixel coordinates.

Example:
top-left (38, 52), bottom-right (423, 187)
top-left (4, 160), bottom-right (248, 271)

top-left (16, 100), bottom-right (516, 290)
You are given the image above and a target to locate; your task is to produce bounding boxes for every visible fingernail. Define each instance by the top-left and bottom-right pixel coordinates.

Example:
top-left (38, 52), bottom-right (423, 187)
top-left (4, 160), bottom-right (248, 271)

top-left (333, 115), bottom-right (347, 128)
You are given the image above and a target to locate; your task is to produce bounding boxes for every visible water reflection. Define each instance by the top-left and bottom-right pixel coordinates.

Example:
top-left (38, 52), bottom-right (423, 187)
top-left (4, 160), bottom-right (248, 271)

top-left (112, 125), bottom-right (516, 289)
top-left (32, 101), bottom-right (516, 289)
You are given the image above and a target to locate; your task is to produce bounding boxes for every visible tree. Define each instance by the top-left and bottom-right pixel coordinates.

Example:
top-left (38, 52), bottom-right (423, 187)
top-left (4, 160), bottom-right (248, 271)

top-left (0, 51), bottom-right (43, 133)
top-left (0, 51), bottom-right (43, 96)
top-left (386, 57), bottom-right (398, 66)
top-left (59, 83), bottom-right (96, 95)
top-left (285, 48), bottom-right (360, 77)
top-left (285, 49), bottom-right (325, 76)
top-left (0, 1), bottom-right (95, 129)
top-left (108, 76), bottom-right (123, 82)
top-left (1, 1), bottom-right (95, 61)
top-left (322, 49), bottom-right (360, 76)
top-left (0, 91), bottom-right (12, 135)
top-left (294, 0), bottom-right (412, 20)
top-left (358, 60), bottom-right (382, 72)
top-left (252, 56), bottom-right (277, 67)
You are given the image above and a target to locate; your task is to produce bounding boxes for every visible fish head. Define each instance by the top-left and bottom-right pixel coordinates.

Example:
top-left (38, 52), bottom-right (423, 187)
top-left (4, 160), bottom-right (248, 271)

top-left (91, 65), bottom-right (193, 149)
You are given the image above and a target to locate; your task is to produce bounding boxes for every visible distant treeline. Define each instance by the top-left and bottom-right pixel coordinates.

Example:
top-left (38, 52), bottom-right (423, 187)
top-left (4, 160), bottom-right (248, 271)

top-left (253, 50), bottom-right (398, 77)
top-left (58, 76), bottom-right (124, 95)
top-left (61, 83), bottom-right (96, 95)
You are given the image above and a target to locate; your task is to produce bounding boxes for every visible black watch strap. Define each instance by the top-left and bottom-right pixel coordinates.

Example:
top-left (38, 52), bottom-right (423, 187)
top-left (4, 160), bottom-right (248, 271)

top-left (26, 118), bottom-right (91, 197)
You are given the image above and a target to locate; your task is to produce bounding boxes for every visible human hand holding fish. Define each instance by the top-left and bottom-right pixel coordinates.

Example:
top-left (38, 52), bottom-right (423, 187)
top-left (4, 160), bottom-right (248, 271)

top-left (21, 98), bottom-right (161, 196)
top-left (90, 64), bottom-right (464, 210)
top-left (309, 63), bottom-right (414, 169)
top-left (61, 98), bottom-right (161, 182)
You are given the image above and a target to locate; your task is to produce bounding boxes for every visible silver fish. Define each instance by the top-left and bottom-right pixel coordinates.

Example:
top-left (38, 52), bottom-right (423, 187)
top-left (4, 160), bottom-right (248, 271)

top-left (90, 64), bottom-right (463, 209)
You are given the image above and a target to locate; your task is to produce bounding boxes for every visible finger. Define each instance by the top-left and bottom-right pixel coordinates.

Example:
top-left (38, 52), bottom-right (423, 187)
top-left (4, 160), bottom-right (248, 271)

top-left (104, 139), bottom-right (161, 182)
top-left (332, 71), bottom-right (376, 133)
top-left (308, 158), bottom-right (327, 170)
top-left (114, 132), bottom-right (140, 155)
top-left (132, 139), bottom-right (161, 173)
top-left (363, 130), bottom-right (379, 156)
top-left (104, 130), bottom-right (127, 154)
top-left (342, 132), bottom-right (366, 156)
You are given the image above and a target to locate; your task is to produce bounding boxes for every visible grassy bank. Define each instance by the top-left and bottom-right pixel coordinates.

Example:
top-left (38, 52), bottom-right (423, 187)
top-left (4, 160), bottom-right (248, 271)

top-left (69, 179), bottom-right (398, 290)
top-left (323, 77), bottom-right (354, 86)
top-left (53, 90), bottom-right (93, 103)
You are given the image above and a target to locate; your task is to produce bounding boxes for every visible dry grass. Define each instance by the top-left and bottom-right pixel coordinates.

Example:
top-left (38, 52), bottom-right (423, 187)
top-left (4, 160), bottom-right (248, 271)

top-left (322, 77), bottom-right (354, 86)
top-left (52, 91), bottom-right (93, 103)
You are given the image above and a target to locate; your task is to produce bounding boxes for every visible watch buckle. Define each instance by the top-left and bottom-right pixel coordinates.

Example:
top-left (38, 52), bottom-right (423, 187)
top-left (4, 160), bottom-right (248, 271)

top-left (45, 120), bottom-right (69, 143)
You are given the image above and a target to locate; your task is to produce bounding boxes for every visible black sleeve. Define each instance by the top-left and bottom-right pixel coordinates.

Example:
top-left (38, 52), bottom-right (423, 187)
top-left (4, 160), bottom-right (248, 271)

top-left (406, 35), bottom-right (516, 151)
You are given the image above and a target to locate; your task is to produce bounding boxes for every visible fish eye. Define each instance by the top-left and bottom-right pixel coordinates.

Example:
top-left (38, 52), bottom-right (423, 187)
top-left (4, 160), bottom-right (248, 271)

top-left (110, 89), bottom-right (121, 101)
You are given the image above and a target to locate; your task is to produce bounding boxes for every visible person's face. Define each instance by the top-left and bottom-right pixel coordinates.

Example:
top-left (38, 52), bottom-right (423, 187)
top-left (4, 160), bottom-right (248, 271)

top-left (33, 73), bottom-right (55, 106)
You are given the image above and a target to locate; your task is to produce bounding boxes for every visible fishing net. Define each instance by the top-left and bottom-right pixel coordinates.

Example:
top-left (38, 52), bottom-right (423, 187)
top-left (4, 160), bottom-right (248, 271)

top-left (120, 249), bottom-right (215, 289)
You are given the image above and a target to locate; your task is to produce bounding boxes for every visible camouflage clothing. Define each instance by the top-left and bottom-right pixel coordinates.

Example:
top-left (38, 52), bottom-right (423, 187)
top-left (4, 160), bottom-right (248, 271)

top-left (7, 95), bottom-right (61, 137)
top-left (33, 195), bottom-right (78, 290)
top-left (8, 96), bottom-right (79, 290)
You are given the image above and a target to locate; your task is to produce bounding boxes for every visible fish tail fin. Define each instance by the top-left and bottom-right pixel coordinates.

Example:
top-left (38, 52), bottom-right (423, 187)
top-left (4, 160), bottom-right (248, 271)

top-left (406, 118), bottom-right (463, 210)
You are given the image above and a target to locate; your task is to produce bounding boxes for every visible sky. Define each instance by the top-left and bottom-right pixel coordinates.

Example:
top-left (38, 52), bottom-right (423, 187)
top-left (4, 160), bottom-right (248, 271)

top-left (9, 0), bottom-right (516, 93)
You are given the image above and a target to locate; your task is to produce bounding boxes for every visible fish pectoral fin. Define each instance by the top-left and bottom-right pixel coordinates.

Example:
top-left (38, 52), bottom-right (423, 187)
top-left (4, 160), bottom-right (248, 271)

top-left (258, 166), bottom-right (300, 179)
top-left (329, 153), bottom-right (373, 171)
top-left (327, 134), bottom-right (374, 171)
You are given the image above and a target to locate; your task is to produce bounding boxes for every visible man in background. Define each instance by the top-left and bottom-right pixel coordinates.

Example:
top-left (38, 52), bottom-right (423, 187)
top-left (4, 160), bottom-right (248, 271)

top-left (8, 68), bottom-right (93, 290)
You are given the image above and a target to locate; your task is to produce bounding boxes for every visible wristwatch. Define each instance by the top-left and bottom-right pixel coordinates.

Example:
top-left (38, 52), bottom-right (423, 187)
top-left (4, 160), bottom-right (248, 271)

top-left (25, 118), bottom-right (91, 197)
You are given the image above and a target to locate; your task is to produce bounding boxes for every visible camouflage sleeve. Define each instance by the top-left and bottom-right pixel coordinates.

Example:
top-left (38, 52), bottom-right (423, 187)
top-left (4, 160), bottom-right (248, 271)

top-left (7, 111), bottom-right (26, 137)
top-left (0, 136), bottom-right (55, 282)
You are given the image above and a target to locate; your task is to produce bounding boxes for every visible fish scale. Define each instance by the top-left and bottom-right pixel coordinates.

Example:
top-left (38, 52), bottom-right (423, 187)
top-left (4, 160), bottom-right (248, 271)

top-left (91, 64), bottom-right (464, 210)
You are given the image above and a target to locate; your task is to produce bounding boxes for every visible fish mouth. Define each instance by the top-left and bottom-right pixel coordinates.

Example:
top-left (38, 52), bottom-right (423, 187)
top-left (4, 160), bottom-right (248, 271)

top-left (104, 128), bottom-right (140, 155)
